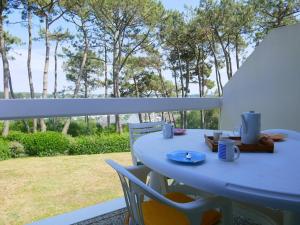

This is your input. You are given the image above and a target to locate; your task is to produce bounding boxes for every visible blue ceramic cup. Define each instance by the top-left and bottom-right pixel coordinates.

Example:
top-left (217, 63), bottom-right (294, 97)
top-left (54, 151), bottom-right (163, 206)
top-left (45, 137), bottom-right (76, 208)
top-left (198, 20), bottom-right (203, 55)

top-left (163, 123), bottom-right (174, 139)
top-left (218, 139), bottom-right (240, 162)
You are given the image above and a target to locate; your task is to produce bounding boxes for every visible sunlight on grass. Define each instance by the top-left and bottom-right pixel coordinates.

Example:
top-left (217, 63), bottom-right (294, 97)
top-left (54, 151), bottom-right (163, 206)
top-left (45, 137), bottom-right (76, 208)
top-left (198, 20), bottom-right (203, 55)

top-left (0, 153), bottom-right (131, 225)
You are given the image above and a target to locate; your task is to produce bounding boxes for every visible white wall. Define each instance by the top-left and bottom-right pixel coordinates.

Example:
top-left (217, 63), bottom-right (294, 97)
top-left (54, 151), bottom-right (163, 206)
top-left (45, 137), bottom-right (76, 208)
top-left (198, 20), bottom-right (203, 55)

top-left (220, 23), bottom-right (300, 132)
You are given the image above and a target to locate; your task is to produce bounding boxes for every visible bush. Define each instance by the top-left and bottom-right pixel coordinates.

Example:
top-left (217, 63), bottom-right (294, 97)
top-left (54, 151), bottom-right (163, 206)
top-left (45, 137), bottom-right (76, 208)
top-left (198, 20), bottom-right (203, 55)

top-left (6, 131), bottom-right (28, 143)
top-left (70, 133), bottom-right (130, 155)
top-left (9, 141), bottom-right (26, 158)
top-left (68, 120), bottom-right (98, 137)
top-left (0, 139), bottom-right (10, 161)
top-left (10, 120), bottom-right (30, 132)
top-left (21, 132), bottom-right (71, 156)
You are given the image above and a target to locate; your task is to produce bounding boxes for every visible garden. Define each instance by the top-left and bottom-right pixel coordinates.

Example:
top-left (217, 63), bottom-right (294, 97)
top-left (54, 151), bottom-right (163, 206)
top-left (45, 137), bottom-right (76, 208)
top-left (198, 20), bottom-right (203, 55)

top-left (0, 119), bottom-right (132, 225)
top-left (0, 119), bottom-right (130, 161)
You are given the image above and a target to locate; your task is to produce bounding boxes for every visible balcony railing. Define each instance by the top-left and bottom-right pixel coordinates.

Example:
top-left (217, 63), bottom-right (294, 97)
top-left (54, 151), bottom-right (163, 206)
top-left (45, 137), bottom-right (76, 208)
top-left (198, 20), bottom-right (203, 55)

top-left (0, 97), bottom-right (222, 225)
top-left (0, 97), bottom-right (222, 120)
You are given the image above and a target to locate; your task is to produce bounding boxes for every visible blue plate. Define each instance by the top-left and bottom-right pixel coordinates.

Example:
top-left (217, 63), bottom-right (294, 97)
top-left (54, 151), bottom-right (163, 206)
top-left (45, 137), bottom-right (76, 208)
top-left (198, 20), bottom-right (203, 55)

top-left (166, 150), bottom-right (206, 164)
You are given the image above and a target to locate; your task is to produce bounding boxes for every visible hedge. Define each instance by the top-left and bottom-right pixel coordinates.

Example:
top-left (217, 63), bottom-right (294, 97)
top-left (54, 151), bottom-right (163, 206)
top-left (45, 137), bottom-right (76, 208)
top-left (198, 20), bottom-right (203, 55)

top-left (5, 131), bottom-right (130, 157)
top-left (69, 134), bottom-right (130, 155)
top-left (0, 139), bottom-right (10, 160)
top-left (23, 132), bottom-right (71, 156)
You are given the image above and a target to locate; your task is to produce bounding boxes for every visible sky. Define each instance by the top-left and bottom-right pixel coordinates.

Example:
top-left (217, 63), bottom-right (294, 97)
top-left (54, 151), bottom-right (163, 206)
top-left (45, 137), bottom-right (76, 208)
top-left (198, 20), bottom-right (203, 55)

top-left (0, 0), bottom-right (241, 96)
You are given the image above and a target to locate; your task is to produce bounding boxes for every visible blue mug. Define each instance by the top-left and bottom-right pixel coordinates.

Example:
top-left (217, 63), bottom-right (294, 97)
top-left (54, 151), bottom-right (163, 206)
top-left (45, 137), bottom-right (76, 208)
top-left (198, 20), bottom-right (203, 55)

top-left (218, 139), bottom-right (240, 162)
top-left (163, 123), bottom-right (174, 139)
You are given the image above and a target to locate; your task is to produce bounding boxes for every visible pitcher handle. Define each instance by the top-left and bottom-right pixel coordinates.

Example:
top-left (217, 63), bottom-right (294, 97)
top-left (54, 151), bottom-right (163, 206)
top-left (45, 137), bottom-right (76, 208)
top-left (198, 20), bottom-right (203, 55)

top-left (234, 146), bottom-right (240, 161)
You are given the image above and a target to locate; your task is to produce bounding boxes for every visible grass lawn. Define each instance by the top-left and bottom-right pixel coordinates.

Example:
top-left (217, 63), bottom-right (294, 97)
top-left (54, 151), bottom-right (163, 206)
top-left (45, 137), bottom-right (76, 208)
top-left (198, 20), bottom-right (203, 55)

top-left (0, 153), bottom-right (132, 225)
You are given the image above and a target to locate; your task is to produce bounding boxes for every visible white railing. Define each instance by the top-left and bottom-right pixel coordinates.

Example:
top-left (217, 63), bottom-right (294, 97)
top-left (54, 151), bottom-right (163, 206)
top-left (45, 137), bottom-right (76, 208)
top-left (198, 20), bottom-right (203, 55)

top-left (0, 97), bottom-right (222, 120)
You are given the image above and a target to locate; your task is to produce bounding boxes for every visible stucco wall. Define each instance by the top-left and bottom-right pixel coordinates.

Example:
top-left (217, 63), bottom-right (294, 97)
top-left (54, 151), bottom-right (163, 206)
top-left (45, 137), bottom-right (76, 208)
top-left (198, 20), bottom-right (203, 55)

top-left (220, 23), bottom-right (300, 132)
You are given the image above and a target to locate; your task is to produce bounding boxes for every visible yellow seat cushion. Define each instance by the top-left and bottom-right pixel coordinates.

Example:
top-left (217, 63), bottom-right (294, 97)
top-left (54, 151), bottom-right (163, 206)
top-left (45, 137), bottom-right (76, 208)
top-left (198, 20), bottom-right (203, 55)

top-left (126, 192), bottom-right (221, 225)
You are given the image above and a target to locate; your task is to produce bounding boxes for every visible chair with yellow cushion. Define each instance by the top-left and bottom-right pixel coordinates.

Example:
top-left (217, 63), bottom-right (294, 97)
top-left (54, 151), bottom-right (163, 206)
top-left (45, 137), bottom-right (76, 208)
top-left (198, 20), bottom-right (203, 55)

top-left (106, 160), bottom-right (233, 225)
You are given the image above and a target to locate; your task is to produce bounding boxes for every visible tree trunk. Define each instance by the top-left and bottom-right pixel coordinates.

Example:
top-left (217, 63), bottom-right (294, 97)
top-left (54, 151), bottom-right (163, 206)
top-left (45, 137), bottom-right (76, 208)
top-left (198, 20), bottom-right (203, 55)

top-left (235, 35), bottom-right (239, 70)
top-left (27, 5), bottom-right (37, 132)
top-left (0, 14), bottom-right (10, 136)
top-left (214, 29), bottom-right (232, 80)
top-left (148, 113), bottom-right (151, 122)
top-left (133, 76), bottom-right (143, 123)
top-left (62, 27), bottom-right (89, 135)
top-left (9, 73), bottom-right (30, 132)
top-left (197, 64), bottom-right (204, 128)
top-left (8, 72), bottom-right (15, 99)
top-left (40, 16), bottom-right (50, 132)
top-left (183, 61), bottom-right (190, 128)
top-left (158, 68), bottom-right (167, 96)
top-left (172, 67), bottom-right (179, 98)
top-left (208, 38), bottom-right (223, 96)
top-left (84, 74), bottom-right (89, 126)
top-left (217, 68), bottom-right (223, 94)
top-left (104, 43), bottom-right (110, 127)
top-left (53, 40), bottom-right (59, 98)
top-left (176, 48), bottom-right (185, 128)
top-left (200, 47), bottom-right (205, 128)
top-left (157, 67), bottom-right (170, 123)
top-left (112, 32), bottom-right (122, 134)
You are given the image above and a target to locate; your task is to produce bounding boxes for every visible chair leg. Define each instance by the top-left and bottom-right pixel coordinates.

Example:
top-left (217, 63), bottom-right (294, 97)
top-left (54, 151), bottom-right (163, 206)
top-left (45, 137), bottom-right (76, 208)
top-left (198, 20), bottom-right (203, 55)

top-left (148, 171), bottom-right (167, 194)
top-left (220, 199), bottom-right (233, 225)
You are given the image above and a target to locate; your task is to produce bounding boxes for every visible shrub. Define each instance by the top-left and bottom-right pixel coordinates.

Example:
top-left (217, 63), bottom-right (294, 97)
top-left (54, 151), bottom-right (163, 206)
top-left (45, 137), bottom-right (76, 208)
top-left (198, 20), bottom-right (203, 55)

top-left (21, 132), bottom-right (71, 156)
top-left (68, 120), bottom-right (98, 137)
top-left (6, 131), bottom-right (28, 143)
top-left (10, 120), bottom-right (31, 132)
top-left (46, 119), bottom-right (64, 132)
top-left (9, 141), bottom-right (26, 158)
top-left (70, 133), bottom-right (130, 155)
top-left (0, 139), bottom-right (10, 161)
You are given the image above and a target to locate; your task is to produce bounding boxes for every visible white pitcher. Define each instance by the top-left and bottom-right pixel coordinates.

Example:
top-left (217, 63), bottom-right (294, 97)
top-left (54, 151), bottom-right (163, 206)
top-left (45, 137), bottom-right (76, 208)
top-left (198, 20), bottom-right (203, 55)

top-left (241, 111), bottom-right (261, 144)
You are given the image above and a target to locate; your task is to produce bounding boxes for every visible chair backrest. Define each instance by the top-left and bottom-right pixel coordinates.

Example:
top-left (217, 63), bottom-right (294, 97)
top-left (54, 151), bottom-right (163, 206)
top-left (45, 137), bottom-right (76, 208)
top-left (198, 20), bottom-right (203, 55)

top-left (128, 121), bottom-right (164, 165)
top-left (106, 159), bottom-right (161, 225)
top-left (106, 159), bottom-right (229, 225)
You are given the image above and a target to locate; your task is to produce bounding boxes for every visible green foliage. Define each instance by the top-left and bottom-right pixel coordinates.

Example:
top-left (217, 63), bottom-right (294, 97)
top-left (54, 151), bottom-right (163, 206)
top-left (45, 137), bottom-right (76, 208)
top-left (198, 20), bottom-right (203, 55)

top-left (68, 120), bottom-right (98, 136)
top-left (63, 49), bottom-right (103, 97)
top-left (9, 141), bottom-right (26, 158)
top-left (10, 120), bottom-right (30, 132)
top-left (46, 119), bottom-right (65, 132)
top-left (4, 31), bottom-right (23, 53)
top-left (6, 131), bottom-right (28, 143)
top-left (5, 129), bottom-right (129, 157)
top-left (69, 133), bottom-right (130, 155)
top-left (0, 139), bottom-right (10, 161)
top-left (20, 132), bottom-right (71, 157)
top-left (186, 111), bottom-right (202, 129)
top-left (204, 109), bottom-right (220, 130)
top-left (252, 0), bottom-right (300, 43)
top-left (176, 109), bottom-right (219, 129)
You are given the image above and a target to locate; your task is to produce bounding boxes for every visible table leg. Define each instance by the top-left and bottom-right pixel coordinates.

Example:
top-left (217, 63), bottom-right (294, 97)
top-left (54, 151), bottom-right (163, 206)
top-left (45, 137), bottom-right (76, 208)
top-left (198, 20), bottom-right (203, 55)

top-left (149, 171), bottom-right (167, 194)
top-left (284, 211), bottom-right (300, 225)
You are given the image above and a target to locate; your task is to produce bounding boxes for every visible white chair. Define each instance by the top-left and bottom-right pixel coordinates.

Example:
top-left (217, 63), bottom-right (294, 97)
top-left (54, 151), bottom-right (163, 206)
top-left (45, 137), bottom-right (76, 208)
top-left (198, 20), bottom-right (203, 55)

top-left (106, 159), bottom-right (233, 225)
top-left (128, 121), bottom-right (164, 166)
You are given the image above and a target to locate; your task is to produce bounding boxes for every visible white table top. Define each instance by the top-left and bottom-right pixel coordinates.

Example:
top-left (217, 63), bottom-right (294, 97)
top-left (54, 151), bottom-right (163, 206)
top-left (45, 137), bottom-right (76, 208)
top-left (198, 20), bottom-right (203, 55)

top-left (134, 129), bottom-right (300, 212)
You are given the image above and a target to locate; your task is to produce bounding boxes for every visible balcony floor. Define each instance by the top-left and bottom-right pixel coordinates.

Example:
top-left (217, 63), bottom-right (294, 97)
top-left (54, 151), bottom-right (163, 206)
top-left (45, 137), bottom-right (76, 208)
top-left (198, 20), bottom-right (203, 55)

top-left (74, 208), bottom-right (265, 225)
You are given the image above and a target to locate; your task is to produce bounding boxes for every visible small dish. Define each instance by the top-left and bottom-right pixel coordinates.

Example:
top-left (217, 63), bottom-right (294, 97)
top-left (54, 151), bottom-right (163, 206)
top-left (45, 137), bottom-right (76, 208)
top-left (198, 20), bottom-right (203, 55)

top-left (167, 150), bottom-right (206, 164)
top-left (261, 133), bottom-right (286, 142)
top-left (174, 128), bottom-right (186, 135)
